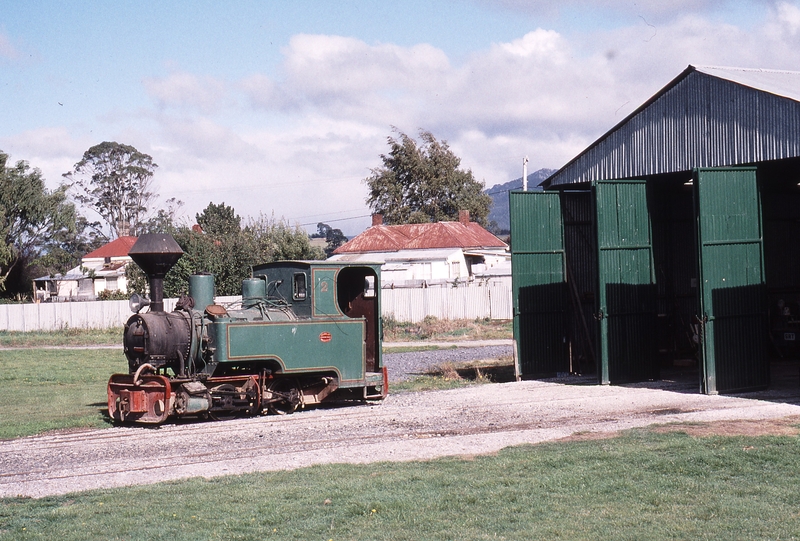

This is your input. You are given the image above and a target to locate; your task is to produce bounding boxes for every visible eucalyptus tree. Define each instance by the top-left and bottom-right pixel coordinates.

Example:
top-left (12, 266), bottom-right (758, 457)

top-left (365, 129), bottom-right (492, 226)
top-left (64, 141), bottom-right (158, 240)
top-left (0, 152), bottom-right (78, 293)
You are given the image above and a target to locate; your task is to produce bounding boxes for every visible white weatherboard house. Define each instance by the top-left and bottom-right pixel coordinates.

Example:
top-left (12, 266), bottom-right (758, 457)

top-left (328, 211), bottom-right (509, 288)
top-left (33, 236), bottom-right (137, 301)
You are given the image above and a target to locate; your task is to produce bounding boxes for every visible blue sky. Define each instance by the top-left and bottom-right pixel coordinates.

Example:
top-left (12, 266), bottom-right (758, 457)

top-left (1, 0), bottom-right (796, 234)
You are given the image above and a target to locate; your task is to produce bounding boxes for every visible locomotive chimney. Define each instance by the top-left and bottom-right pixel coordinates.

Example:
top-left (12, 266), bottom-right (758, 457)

top-left (127, 234), bottom-right (184, 312)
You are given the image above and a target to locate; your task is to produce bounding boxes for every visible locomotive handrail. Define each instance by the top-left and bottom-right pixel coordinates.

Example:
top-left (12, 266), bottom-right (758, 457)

top-left (133, 363), bottom-right (156, 386)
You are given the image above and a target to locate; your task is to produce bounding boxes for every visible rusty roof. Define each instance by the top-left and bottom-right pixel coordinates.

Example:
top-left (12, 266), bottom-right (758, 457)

top-left (334, 222), bottom-right (507, 254)
top-left (83, 236), bottom-right (138, 259)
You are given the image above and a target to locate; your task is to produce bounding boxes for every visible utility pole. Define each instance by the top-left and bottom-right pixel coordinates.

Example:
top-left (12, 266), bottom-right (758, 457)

top-left (522, 156), bottom-right (529, 191)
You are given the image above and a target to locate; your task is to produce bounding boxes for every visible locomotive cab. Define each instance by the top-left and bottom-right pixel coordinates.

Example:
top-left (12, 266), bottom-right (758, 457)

top-left (248, 260), bottom-right (383, 376)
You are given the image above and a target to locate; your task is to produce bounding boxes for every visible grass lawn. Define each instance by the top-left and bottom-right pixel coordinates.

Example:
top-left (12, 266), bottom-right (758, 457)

top-left (383, 317), bottom-right (512, 342)
top-left (0, 349), bottom-right (124, 439)
top-left (2, 429), bottom-right (800, 540)
top-left (0, 328), bottom-right (122, 348)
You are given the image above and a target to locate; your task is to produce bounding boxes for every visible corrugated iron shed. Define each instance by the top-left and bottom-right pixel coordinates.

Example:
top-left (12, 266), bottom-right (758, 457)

top-left (543, 65), bottom-right (800, 188)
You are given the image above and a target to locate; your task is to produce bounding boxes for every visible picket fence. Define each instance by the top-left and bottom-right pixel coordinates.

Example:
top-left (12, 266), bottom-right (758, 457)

top-left (0, 287), bottom-right (512, 332)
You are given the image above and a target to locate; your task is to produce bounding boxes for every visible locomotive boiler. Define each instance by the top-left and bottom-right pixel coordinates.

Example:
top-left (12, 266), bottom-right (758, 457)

top-left (107, 234), bottom-right (387, 424)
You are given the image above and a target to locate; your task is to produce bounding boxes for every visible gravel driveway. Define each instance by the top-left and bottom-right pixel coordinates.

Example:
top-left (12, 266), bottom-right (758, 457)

top-left (3, 343), bottom-right (800, 499)
top-left (383, 342), bottom-right (512, 381)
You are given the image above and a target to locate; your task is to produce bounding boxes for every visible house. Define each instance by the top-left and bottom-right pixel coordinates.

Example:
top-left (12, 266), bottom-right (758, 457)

top-left (329, 211), bottom-right (509, 287)
top-left (33, 236), bottom-right (137, 301)
top-left (510, 65), bottom-right (800, 394)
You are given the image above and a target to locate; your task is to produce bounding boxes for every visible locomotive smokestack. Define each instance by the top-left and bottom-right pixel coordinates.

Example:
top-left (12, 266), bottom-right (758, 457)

top-left (128, 234), bottom-right (184, 312)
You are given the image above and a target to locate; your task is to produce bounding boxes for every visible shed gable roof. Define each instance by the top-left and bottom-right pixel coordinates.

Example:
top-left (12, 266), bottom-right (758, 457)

top-left (543, 65), bottom-right (800, 188)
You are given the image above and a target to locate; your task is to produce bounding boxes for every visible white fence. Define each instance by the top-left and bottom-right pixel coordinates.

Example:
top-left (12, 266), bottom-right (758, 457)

top-left (381, 284), bottom-right (512, 323)
top-left (0, 287), bottom-right (512, 332)
top-left (0, 296), bottom-right (242, 332)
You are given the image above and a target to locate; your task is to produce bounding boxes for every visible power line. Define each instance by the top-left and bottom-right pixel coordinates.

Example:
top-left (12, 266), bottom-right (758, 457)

top-left (298, 214), bottom-right (372, 227)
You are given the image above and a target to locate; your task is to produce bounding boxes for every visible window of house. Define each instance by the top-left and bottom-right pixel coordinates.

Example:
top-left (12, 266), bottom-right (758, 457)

top-left (106, 277), bottom-right (118, 290)
top-left (79, 279), bottom-right (93, 294)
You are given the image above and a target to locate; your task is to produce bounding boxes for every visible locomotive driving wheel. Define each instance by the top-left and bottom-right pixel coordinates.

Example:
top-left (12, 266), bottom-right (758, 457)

top-left (265, 379), bottom-right (301, 415)
top-left (208, 384), bottom-right (239, 421)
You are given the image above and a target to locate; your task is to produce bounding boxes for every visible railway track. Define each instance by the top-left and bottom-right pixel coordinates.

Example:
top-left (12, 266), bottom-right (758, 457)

top-left (3, 378), bottom-right (800, 499)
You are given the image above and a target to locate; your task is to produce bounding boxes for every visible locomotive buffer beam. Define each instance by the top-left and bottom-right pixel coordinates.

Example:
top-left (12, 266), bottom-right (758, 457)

top-left (107, 372), bottom-right (173, 424)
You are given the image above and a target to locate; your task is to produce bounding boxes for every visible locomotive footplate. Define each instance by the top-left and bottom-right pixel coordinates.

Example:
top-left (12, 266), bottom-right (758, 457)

top-left (108, 373), bottom-right (173, 424)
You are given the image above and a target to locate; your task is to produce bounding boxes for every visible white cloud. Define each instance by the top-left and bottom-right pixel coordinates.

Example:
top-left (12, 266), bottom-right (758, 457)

top-left (9, 3), bottom-right (800, 235)
top-left (244, 33), bottom-right (450, 125)
top-left (143, 72), bottom-right (227, 113)
top-left (499, 29), bottom-right (566, 58)
top-left (0, 127), bottom-right (91, 186)
top-left (137, 6), bottom-right (800, 228)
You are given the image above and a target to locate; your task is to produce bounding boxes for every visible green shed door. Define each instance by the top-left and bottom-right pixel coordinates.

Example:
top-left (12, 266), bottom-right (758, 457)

top-left (695, 168), bottom-right (768, 394)
top-left (510, 191), bottom-right (569, 377)
top-left (594, 179), bottom-right (657, 384)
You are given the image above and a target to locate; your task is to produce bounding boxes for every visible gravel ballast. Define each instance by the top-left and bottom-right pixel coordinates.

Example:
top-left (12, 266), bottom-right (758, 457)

top-left (383, 343), bottom-right (512, 381)
top-left (3, 343), bottom-right (800, 499)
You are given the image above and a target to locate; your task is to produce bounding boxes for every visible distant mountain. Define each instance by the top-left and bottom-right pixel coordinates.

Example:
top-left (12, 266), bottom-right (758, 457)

top-left (484, 168), bottom-right (555, 233)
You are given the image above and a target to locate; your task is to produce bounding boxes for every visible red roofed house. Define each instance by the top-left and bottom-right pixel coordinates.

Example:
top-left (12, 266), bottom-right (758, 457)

top-left (33, 236), bottom-right (138, 301)
top-left (329, 211), bottom-right (509, 288)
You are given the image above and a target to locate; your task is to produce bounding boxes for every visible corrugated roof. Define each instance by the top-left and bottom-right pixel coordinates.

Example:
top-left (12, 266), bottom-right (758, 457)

top-left (330, 248), bottom-right (465, 263)
top-left (694, 65), bottom-right (800, 102)
top-left (543, 65), bottom-right (800, 188)
top-left (334, 221), bottom-right (507, 254)
top-left (83, 236), bottom-right (138, 259)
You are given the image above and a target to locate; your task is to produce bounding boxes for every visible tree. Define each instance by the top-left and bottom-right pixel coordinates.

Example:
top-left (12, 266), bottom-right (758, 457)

top-left (250, 214), bottom-right (325, 263)
top-left (139, 197), bottom-right (185, 235)
top-left (196, 202), bottom-right (241, 237)
top-left (315, 222), bottom-right (347, 256)
top-left (0, 152), bottom-right (79, 294)
top-left (365, 129), bottom-right (492, 226)
top-left (126, 204), bottom-right (326, 298)
top-left (63, 141), bottom-right (159, 240)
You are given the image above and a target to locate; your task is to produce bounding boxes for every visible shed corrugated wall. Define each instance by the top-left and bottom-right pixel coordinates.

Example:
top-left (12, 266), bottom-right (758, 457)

top-left (546, 68), bottom-right (800, 188)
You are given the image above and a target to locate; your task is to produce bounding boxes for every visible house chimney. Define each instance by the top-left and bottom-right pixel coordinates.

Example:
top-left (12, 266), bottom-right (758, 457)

top-left (372, 214), bottom-right (384, 226)
top-left (459, 210), bottom-right (470, 224)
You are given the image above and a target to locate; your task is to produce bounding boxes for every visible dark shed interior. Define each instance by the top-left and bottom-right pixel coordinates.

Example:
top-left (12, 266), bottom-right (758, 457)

top-left (511, 66), bottom-right (800, 394)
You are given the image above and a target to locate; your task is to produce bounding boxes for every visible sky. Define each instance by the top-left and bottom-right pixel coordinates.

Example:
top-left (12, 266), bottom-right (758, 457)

top-left (2, 0), bottom-right (800, 236)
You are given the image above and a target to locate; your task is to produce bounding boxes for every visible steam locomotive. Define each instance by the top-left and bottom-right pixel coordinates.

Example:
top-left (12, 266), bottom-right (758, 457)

top-left (107, 234), bottom-right (387, 424)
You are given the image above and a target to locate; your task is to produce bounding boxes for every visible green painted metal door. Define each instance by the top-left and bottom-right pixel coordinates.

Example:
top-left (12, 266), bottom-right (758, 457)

top-left (510, 191), bottom-right (568, 377)
top-left (695, 168), bottom-right (768, 394)
top-left (594, 179), bottom-right (657, 384)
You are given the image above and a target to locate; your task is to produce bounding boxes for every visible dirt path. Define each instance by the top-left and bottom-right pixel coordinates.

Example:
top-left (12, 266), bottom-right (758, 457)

top-left (2, 378), bottom-right (800, 499)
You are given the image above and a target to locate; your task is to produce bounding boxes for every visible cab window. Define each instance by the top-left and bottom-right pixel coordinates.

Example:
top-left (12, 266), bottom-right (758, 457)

top-left (293, 273), bottom-right (307, 300)
top-left (364, 275), bottom-right (376, 298)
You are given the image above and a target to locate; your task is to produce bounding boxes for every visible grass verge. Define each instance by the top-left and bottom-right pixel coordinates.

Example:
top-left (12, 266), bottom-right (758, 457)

top-left (383, 316), bottom-right (511, 342)
top-left (0, 328), bottom-right (122, 348)
top-left (391, 356), bottom-right (515, 393)
top-left (0, 349), bottom-right (123, 439)
top-left (2, 428), bottom-right (800, 540)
